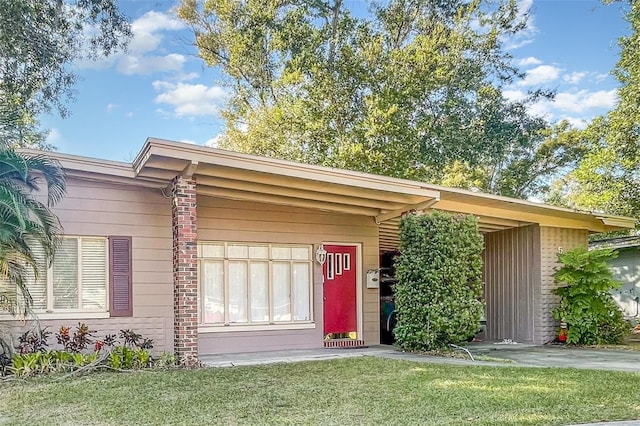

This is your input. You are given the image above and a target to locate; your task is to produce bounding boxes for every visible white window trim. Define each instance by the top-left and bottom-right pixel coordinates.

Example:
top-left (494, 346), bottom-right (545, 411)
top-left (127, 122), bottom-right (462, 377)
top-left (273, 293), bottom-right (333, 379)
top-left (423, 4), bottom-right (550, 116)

top-left (198, 322), bottom-right (316, 333)
top-left (0, 311), bottom-right (111, 321)
top-left (198, 242), bottom-right (315, 330)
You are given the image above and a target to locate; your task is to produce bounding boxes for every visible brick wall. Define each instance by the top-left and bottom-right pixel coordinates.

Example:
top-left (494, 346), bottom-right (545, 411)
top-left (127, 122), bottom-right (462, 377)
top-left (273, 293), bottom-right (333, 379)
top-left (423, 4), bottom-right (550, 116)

top-left (535, 226), bottom-right (588, 343)
top-left (172, 176), bottom-right (198, 362)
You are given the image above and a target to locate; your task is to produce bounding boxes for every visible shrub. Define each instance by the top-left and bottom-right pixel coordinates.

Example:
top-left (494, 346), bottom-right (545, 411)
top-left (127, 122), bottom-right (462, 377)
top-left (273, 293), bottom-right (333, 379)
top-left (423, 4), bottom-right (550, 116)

top-left (552, 247), bottom-right (629, 345)
top-left (2, 324), bottom-right (160, 377)
top-left (394, 211), bottom-right (484, 351)
top-left (17, 326), bottom-right (51, 354)
top-left (56, 323), bottom-right (95, 353)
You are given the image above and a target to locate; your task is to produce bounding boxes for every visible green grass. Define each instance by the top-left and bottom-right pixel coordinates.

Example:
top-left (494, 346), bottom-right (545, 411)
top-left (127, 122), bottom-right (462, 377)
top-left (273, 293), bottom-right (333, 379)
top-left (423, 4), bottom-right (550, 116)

top-left (2, 357), bottom-right (640, 425)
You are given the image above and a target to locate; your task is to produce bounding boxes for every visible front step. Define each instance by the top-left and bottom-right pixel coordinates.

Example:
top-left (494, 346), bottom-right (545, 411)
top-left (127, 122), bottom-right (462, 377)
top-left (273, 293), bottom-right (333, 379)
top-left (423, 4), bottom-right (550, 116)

top-left (323, 339), bottom-right (367, 349)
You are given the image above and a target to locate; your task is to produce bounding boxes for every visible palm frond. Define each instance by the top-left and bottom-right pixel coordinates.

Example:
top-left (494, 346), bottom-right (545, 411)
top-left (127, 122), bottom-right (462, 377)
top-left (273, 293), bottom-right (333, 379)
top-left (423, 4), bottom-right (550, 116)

top-left (0, 146), bottom-right (66, 316)
top-left (20, 153), bottom-right (67, 206)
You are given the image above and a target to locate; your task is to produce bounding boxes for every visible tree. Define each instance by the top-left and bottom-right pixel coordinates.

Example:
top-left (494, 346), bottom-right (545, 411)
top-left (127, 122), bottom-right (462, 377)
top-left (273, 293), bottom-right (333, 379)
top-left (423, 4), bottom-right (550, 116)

top-left (550, 1), bottom-right (639, 222)
top-left (0, 0), bottom-right (131, 149)
top-left (0, 145), bottom-right (66, 316)
top-left (179, 0), bottom-right (570, 198)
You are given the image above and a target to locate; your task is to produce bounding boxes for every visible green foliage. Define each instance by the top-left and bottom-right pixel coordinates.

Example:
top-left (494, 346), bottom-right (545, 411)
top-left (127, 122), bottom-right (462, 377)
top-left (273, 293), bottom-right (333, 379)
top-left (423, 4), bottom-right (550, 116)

top-left (0, 148), bottom-right (66, 316)
top-left (548, 2), bottom-right (639, 224)
top-left (0, 0), bottom-right (131, 149)
top-left (7, 350), bottom-right (95, 377)
top-left (394, 211), bottom-right (484, 351)
top-left (179, 0), bottom-right (570, 199)
top-left (552, 247), bottom-right (629, 345)
top-left (56, 323), bottom-right (95, 353)
top-left (16, 326), bottom-right (51, 354)
top-left (2, 323), bottom-right (161, 377)
top-left (108, 346), bottom-right (152, 370)
top-left (153, 352), bottom-right (178, 369)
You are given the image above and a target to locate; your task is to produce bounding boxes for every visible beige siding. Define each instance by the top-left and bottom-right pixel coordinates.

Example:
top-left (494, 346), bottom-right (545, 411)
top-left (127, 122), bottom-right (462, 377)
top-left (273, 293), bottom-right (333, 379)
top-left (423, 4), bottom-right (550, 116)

top-left (483, 226), bottom-right (540, 342)
top-left (535, 227), bottom-right (588, 343)
top-left (1, 178), bottom-right (174, 353)
top-left (197, 197), bottom-right (379, 355)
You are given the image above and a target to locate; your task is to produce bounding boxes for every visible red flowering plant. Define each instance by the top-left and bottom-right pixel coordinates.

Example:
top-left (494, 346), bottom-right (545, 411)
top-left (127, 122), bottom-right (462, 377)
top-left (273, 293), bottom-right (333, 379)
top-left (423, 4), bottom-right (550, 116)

top-left (55, 323), bottom-right (96, 353)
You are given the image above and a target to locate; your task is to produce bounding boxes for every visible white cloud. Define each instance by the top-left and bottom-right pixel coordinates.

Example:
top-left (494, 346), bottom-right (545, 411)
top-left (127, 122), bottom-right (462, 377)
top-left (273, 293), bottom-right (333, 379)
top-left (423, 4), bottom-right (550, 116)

top-left (518, 89), bottom-right (618, 122)
top-left (518, 0), bottom-right (533, 21)
top-left (528, 100), bottom-right (552, 118)
top-left (106, 103), bottom-right (119, 112)
top-left (559, 116), bottom-right (589, 130)
top-left (117, 53), bottom-right (186, 75)
top-left (517, 56), bottom-right (542, 67)
top-left (503, 89), bottom-right (527, 102)
top-left (505, 38), bottom-right (534, 51)
top-left (77, 11), bottom-right (187, 76)
top-left (46, 128), bottom-right (61, 144)
top-left (179, 139), bottom-right (197, 144)
top-left (503, 0), bottom-right (536, 50)
top-left (518, 65), bottom-right (562, 86)
top-left (205, 135), bottom-right (223, 148)
top-left (553, 89), bottom-right (618, 114)
top-left (153, 81), bottom-right (228, 117)
top-left (129, 11), bottom-right (185, 54)
top-left (563, 72), bottom-right (587, 85)
top-left (175, 72), bottom-right (199, 82)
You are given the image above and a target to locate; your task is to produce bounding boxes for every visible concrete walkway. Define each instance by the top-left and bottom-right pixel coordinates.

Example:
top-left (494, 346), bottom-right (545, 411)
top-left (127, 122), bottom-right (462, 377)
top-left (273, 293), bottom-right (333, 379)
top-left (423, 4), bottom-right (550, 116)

top-left (200, 342), bottom-right (640, 372)
top-left (200, 347), bottom-right (389, 367)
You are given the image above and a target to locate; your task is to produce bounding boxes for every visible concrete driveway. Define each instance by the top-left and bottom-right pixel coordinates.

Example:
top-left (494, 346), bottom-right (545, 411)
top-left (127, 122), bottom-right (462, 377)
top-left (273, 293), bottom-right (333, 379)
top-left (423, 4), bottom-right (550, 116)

top-left (463, 342), bottom-right (640, 372)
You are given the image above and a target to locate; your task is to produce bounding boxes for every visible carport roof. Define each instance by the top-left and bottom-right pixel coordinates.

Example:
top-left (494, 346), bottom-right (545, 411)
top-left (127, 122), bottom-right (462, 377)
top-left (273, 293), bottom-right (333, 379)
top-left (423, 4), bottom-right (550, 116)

top-left (40, 137), bottom-right (637, 251)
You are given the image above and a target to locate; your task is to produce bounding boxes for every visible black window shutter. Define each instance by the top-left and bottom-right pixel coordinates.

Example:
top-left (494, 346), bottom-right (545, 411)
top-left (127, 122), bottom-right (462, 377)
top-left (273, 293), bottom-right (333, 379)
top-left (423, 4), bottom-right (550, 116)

top-left (109, 236), bottom-right (132, 317)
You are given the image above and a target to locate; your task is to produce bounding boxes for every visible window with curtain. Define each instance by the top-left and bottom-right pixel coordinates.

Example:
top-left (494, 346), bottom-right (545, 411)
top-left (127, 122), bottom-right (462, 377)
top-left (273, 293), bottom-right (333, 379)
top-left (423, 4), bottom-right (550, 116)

top-left (3, 237), bottom-right (109, 313)
top-left (198, 242), bottom-right (313, 326)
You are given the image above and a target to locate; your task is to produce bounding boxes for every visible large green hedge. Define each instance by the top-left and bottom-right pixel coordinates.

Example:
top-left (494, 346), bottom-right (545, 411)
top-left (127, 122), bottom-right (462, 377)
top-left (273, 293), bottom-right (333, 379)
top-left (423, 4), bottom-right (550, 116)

top-left (394, 211), bottom-right (484, 351)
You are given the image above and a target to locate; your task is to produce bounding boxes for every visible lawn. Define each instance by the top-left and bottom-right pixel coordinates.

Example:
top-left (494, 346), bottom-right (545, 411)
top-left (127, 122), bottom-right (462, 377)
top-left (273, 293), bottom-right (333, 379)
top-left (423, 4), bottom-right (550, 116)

top-left (2, 357), bottom-right (640, 425)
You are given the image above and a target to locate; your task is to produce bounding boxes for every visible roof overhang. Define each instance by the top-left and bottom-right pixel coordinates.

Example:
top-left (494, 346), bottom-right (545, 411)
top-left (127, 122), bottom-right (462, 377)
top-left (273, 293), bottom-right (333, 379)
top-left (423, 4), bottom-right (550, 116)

top-left (31, 138), bottom-right (636, 253)
top-left (133, 138), bottom-right (440, 217)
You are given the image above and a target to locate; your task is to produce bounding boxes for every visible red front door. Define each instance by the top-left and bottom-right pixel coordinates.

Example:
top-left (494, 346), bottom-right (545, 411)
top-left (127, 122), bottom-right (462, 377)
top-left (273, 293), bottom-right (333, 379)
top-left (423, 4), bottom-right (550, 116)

top-left (323, 245), bottom-right (357, 335)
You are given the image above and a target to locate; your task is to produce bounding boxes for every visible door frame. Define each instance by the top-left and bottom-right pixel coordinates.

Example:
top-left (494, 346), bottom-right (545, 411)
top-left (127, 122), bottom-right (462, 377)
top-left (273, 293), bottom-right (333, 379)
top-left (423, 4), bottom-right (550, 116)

top-left (322, 242), bottom-right (363, 340)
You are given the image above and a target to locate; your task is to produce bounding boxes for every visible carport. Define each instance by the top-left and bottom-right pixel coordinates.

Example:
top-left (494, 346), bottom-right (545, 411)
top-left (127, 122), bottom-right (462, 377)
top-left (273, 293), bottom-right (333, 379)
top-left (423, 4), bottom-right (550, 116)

top-left (376, 187), bottom-right (635, 344)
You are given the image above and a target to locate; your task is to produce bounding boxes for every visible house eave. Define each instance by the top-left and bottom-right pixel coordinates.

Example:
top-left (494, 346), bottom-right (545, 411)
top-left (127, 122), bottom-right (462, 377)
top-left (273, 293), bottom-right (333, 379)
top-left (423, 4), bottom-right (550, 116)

top-left (29, 139), bottom-right (636, 246)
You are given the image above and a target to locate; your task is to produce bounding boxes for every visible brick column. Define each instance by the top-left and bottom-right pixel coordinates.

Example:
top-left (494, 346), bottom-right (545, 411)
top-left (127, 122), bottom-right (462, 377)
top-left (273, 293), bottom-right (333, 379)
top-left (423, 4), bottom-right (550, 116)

top-left (172, 176), bottom-right (198, 363)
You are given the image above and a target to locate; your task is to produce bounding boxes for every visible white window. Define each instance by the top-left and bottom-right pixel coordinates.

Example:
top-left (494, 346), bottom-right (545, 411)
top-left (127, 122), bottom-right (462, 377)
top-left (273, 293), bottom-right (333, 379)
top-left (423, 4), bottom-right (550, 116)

top-left (0, 237), bottom-right (109, 314)
top-left (198, 242), bottom-right (313, 326)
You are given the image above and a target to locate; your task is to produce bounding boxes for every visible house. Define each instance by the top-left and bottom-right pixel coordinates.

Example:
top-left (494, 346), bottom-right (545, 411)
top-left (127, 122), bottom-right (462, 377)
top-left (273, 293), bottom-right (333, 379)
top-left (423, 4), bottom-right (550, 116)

top-left (1, 138), bottom-right (635, 360)
top-left (591, 236), bottom-right (640, 319)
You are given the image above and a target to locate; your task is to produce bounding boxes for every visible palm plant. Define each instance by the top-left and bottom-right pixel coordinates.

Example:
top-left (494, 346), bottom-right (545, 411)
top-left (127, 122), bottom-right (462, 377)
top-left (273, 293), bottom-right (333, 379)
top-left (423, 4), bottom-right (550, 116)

top-left (0, 146), bottom-right (66, 316)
